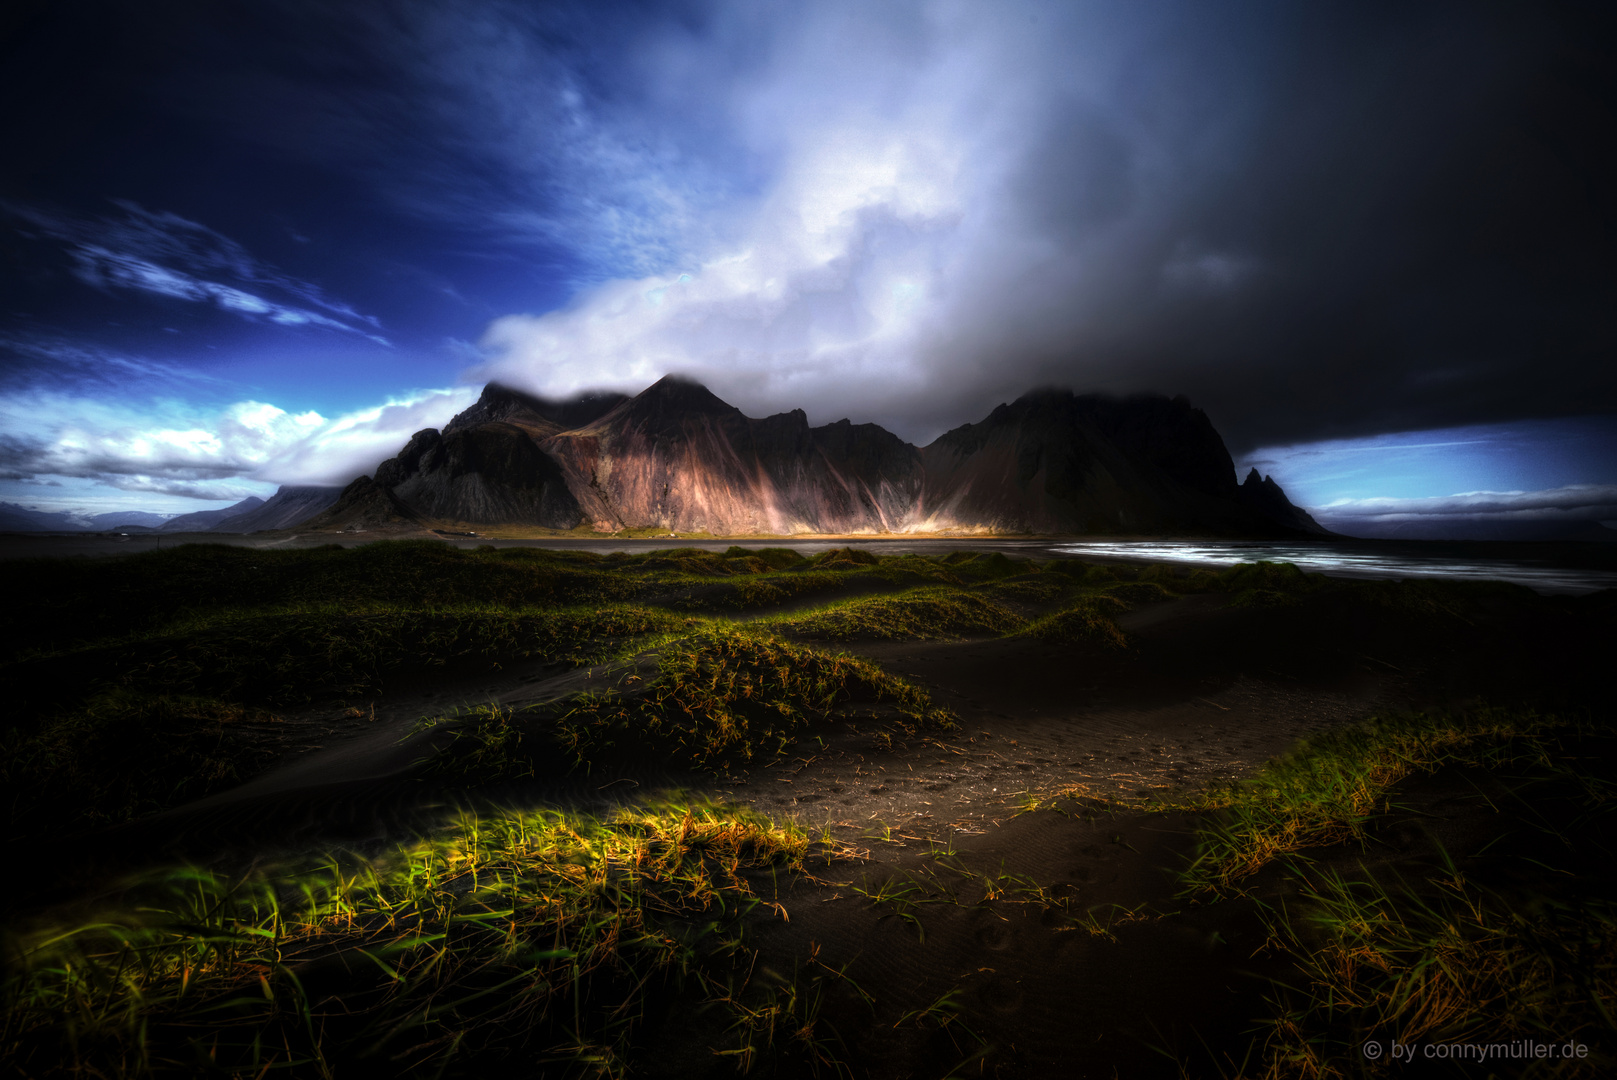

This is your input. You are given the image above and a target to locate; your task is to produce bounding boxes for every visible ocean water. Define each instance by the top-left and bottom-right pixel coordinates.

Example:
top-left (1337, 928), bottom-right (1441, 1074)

top-left (1053, 540), bottom-right (1617, 596)
top-left (6, 532), bottom-right (1612, 595)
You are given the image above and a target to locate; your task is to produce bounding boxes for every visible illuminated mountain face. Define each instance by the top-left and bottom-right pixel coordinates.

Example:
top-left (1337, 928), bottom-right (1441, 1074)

top-left (316, 377), bottom-right (1321, 537)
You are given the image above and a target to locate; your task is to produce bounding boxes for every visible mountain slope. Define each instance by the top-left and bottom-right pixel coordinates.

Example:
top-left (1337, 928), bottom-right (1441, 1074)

top-left (1238, 469), bottom-right (1330, 535)
top-left (158, 497), bottom-right (266, 532)
top-left (915, 391), bottom-right (1265, 534)
top-left (304, 384), bottom-right (631, 531)
top-left (540, 376), bottom-right (923, 534)
top-left (329, 376), bottom-right (1322, 537)
top-left (0, 503), bottom-right (85, 531)
top-left (214, 486), bottom-right (344, 532)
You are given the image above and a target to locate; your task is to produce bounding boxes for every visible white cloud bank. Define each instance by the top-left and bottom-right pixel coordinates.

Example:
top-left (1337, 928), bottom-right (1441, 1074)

top-left (0, 387), bottom-right (477, 511)
top-left (1315, 485), bottom-right (1617, 528)
top-left (466, 0), bottom-right (1253, 439)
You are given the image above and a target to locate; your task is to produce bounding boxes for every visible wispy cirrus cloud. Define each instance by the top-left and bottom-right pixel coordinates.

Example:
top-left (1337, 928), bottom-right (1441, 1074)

top-left (2, 199), bottom-right (388, 342)
top-left (0, 334), bottom-right (228, 392)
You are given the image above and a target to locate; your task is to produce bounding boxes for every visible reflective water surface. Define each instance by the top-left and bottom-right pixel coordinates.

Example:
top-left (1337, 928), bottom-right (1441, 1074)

top-left (1054, 540), bottom-right (1617, 595)
top-left (4, 532), bottom-right (1612, 595)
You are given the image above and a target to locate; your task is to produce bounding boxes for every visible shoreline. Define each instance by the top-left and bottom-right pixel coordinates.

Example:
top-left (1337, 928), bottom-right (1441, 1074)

top-left (4, 528), bottom-right (1613, 594)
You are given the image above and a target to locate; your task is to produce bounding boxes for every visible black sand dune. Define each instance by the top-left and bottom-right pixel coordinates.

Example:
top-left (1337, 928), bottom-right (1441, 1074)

top-left (4, 543), bottom-right (1613, 1078)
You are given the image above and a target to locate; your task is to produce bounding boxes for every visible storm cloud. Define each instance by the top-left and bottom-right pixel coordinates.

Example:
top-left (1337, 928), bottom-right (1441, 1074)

top-left (450, 0), bottom-right (1617, 449)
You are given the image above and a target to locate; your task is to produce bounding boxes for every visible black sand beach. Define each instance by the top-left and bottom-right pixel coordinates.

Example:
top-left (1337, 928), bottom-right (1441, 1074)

top-left (3, 538), bottom-right (1613, 1078)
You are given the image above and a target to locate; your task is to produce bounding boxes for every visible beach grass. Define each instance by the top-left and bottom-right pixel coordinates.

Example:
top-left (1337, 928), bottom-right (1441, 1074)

top-left (1173, 712), bottom-right (1617, 1078)
top-left (758, 586), bottom-right (1026, 642)
top-left (1176, 708), bottom-right (1587, 895)
top-left (553, 627), bottom-right (958, 773)
top-left (1257, 858), bottom-right (1617, 1078)
top-left (3, 541), bottom-right (1613, 1077)
top-left (1, 691), bottom-right (283, 842)
top-left (0, 800), bottom-right (843, 1079)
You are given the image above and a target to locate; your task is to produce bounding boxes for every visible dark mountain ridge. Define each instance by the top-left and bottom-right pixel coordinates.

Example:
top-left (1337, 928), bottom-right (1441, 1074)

top-left (917, 390), bottom-right (1276, 533)
top-left (306, 376), bottom-right (1325, 537)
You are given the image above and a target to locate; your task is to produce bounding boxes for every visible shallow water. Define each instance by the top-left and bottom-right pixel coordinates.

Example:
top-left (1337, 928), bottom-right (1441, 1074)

top-left (6, 531), bottom-right (1613, 595)
top-left (1054, 539), bottom-right (1617, 595)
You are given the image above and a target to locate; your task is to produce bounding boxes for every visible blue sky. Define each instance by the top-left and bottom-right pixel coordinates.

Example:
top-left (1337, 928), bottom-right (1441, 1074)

top-left (1, 0), bottom-right (1614, 533)
top-left (1237, 418), bottom-right (1617, 535)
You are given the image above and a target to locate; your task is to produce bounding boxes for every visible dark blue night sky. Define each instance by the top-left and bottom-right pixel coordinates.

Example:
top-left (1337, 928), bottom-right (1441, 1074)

top-left (2, 0), bottom-right (1614, 537)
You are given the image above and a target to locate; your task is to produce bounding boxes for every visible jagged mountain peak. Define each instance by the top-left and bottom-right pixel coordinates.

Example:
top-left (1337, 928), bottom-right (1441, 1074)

top-left (328, 373), bottom-right (1325, 537)
top-left (602, 374), bottom-right (741, 440)
top-left (1239, 467), bottom-right (1329, 535)
top-left (632, 374), bottom-right (735, 412)
top-left (444, 382), bottom-right (628, 436)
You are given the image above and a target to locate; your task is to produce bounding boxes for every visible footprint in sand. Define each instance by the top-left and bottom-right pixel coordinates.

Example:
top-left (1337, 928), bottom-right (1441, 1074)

top-left (979, 976), bottom-right (1024, 1014)
top-left (975, 918), bottom-right (1013, 950)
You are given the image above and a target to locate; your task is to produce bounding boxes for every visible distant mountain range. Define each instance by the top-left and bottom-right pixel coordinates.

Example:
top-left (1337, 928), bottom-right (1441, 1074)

top-left (18, 377), bottom-right (1599, 542)
top-left (157, 496), bottom-right (265, 533)
top-left (156, 487), bottom-right (343, 533)
top-left (308, 376), bottom-right (1330, 537)
top-left (1, 486), bottom-right (343, 535)
top-left (0, 505), bottom-right (176, 532)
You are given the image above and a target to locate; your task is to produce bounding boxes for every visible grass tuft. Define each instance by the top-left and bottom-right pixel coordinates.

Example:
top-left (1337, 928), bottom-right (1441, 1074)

top-left (556, 628), bottom-right (956, 772)
top-left (1183, 708), bottom-right (1571, 892)
top-left (1, 691), bottom-right (282, 842)
top-left (763, 587), bottom-right (1025, 641)
top-left (1179, 709), bottom-right (1572, 895)
top-left (1258, 864), bottom-right (1617, 1078)
top-left (1, 802), bottom-right (825, 1079)
top-left (1015, 596), bottom-right (1129, 648)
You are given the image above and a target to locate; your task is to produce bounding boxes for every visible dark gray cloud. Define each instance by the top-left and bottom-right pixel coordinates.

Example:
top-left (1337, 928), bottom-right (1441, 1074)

top-left (470, 0), bottom-right (1617, 453)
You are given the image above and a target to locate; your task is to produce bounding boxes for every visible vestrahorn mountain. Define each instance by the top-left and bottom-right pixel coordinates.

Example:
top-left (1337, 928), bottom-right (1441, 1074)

top-left (307, 376), bottom-right (1327, 536)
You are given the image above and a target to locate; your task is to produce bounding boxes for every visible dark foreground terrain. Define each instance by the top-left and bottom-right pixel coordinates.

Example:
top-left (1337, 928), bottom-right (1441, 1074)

top-left (2, 541), bottom-right (1614, 1078)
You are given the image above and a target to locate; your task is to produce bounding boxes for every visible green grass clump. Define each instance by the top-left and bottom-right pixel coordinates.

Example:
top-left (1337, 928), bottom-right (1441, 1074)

top-left (673, 570), bottom-right (851, 612)
top-left (1259, 867), bottom-right (1617, 1079)
top-left (26, 605), bottom-right (691, 707)
top-left (1179, 709), bottom-right (1573, 895)
top-left (413, 704), bottom-right (537, 784)
top-left (1, 691), bottom-right (282, 842)
top-left (938, 551), bottom-right (1022, 580)
top-left (1160, 707), bottom-right (1617, 1075)
top-left (0, 803), bottom-right (821, 1078)
top-left (764, 587), bottom-right (1025, 641)
top-left (803, 546), bottom-right (881, 571)
top-left (1016, 596), bottom-right (1129, 648)
top-left (3, 541), bottom-right (659, 661)
top-left (1101, 580), bottom-right (1176, 606)
top-left (1217, 560), bottom-right (1323, 607)
top-left (723, 546), bottom-right (807, 571)
top-left (979, 575), bottom-right (1074, 604)
top-left (557, 628), bottom-right (956, 771)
